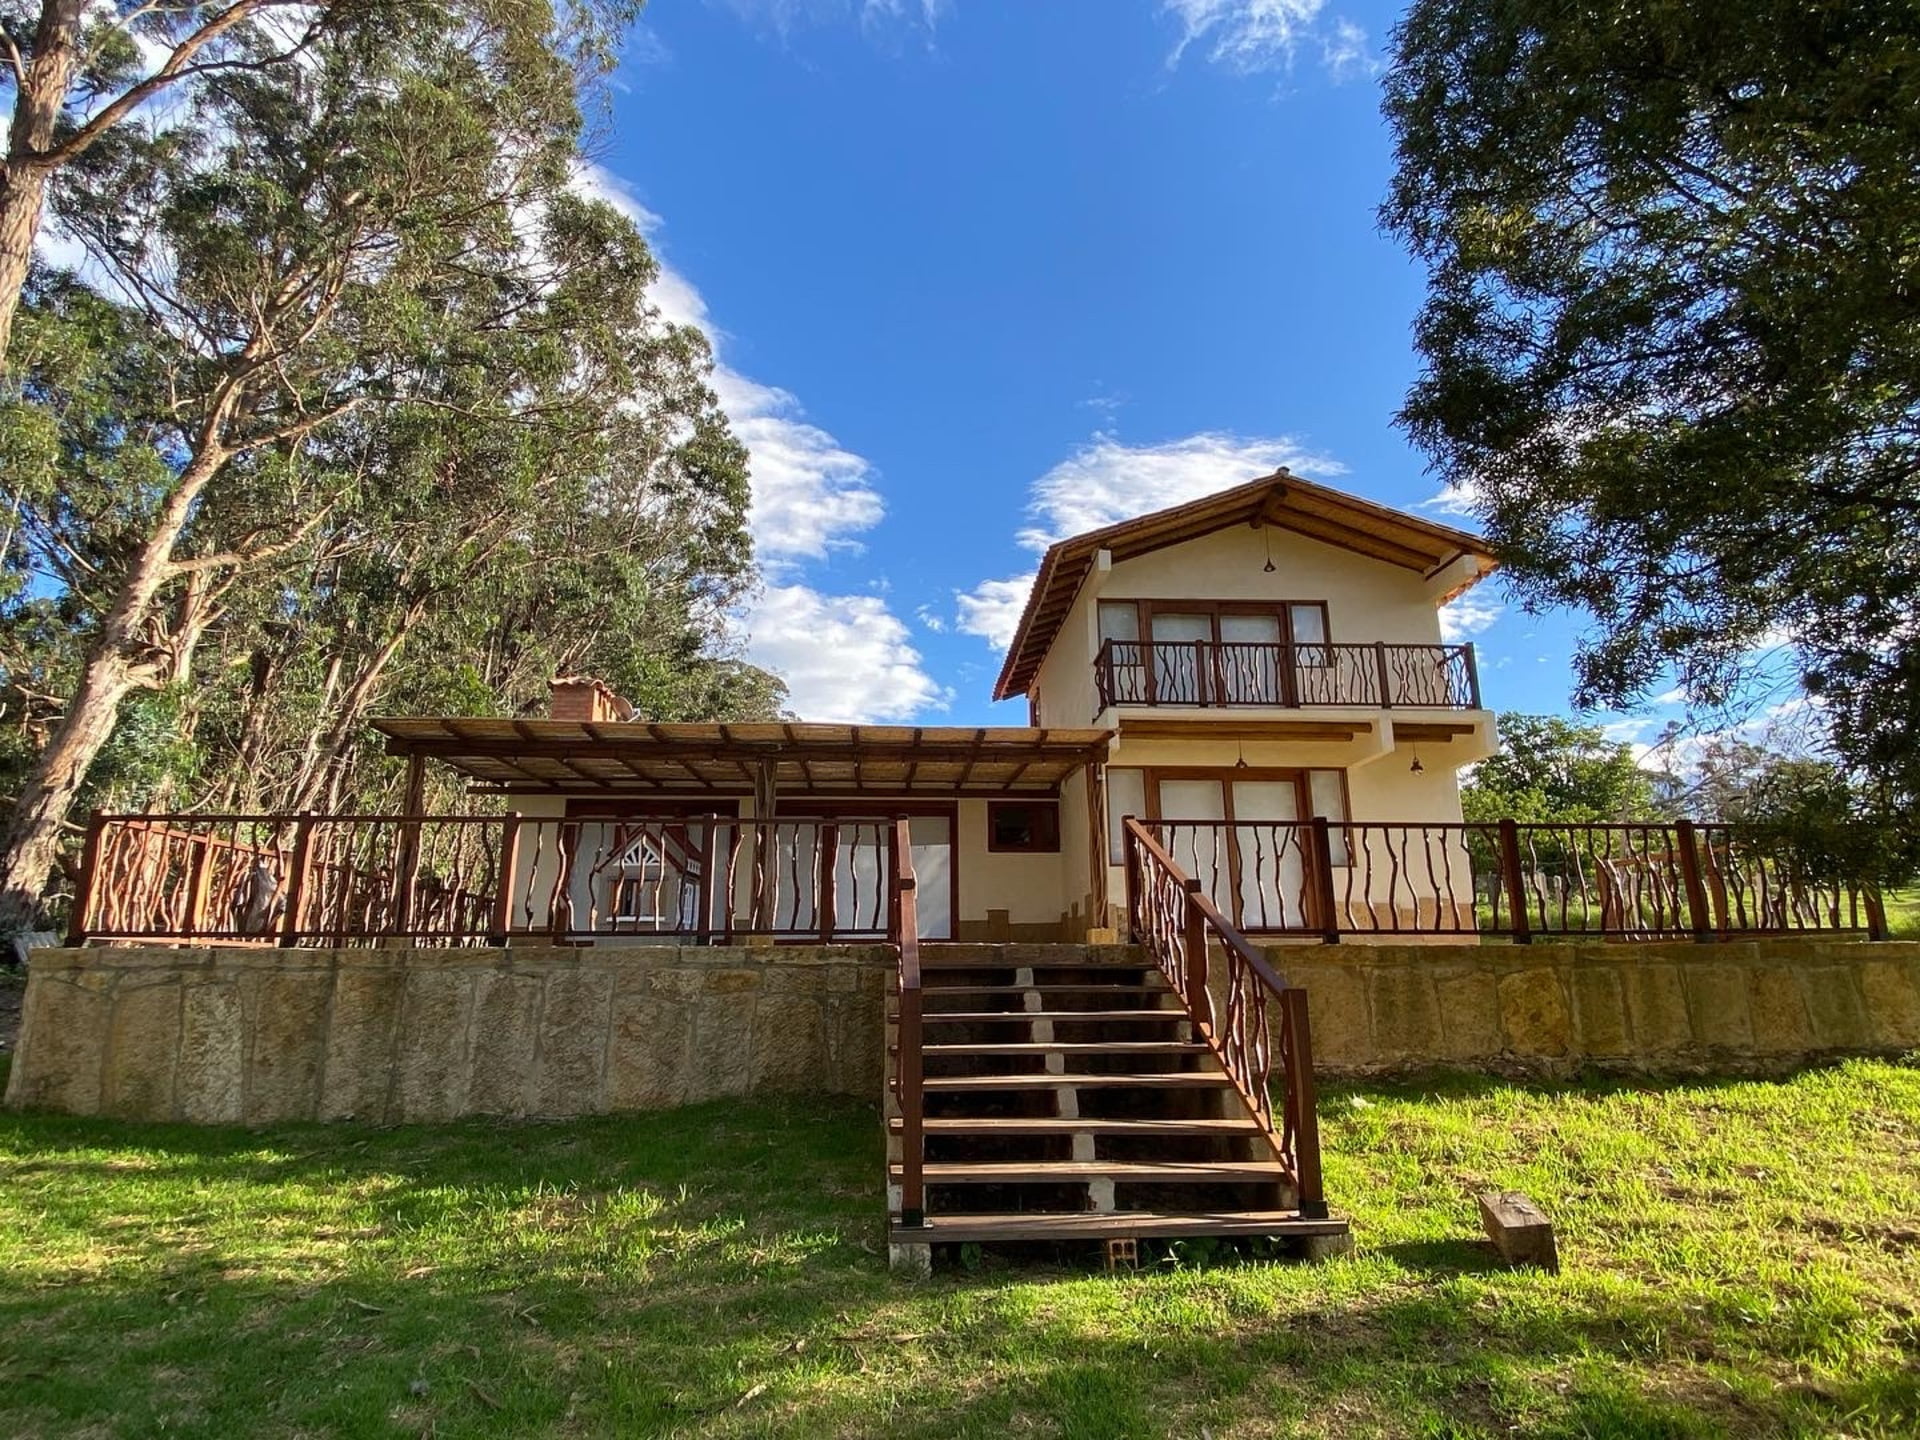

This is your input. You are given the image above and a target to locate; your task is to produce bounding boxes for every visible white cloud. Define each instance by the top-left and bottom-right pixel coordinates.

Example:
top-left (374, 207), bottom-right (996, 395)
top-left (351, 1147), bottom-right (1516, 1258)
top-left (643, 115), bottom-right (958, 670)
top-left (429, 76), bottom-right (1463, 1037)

top-left (1439, 594), bottom-right (1503, 643)
top-left (577, 163), bottom-right (888, 567)
top-left (955, 431), bottom-right (1342, 653)
top-left (573, 163), bottom-right (940, 720)
top-left (955, 573), bottom-right (1036, 651)
top-left (1160, 0), bottom-right (1371, 78)
top-left (714, 0), bottom-right (946, 38)
top-left (1418, 478), bottom-right (1483, 520)
top-left (1015, 431), bottom-right (1342, 552)
top-left (914, 604), bottom-right (947, 633)
top-left (744, 585), bottom-right (951, 721)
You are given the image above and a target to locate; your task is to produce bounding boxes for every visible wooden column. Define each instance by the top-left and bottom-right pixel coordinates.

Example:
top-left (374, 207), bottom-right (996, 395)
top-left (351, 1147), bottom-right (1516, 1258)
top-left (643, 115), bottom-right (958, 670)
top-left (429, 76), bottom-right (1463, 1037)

top-left (64, 812), bottom-right (110, 947)
top-left (1498, 818), bottom-right (1532, 944)
top-left (391, 753), bottom-right (428, 937)
top-left (489, 811), bottom-right (521, 945)
top-left (279, 811), bottom-right (318, 947)
top-left (751, 759), bottom-right (778, 933)
top-left (1085, 760), bottom-right (1108, 931)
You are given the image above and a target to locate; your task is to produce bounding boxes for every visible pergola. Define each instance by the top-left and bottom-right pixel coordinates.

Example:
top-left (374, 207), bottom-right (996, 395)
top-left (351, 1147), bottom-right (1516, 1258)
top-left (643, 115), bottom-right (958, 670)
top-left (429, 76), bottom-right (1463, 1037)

top-left (374, 718), bottom-right (1114, 805)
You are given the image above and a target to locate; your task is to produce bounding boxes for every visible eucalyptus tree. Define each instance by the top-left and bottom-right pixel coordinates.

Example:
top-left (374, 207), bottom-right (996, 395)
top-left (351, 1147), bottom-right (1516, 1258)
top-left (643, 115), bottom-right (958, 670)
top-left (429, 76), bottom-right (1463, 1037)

top-left (1382, 1), bottom-right (1920, 858)
top-left (0, 0), bottom-right (753, 930)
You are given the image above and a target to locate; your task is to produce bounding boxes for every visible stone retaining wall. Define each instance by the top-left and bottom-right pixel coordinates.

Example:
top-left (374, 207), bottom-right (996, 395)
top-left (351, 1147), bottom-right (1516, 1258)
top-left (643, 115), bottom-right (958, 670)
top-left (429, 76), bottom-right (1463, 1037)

top-left (1270, 937), bottom-right (1920, 1075)
top-left (7, 939), bottom-right (1917, 1126)
top-left (2, 944), bottom-right (890, 1124)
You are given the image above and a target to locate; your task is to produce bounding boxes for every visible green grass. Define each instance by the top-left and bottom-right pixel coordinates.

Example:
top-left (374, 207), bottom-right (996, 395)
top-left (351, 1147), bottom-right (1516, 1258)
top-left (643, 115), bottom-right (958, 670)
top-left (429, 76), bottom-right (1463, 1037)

top-left (1878, 890), bottom-right (1920, 939)
top-left (3, 1057), bottom-right (1918, 1439)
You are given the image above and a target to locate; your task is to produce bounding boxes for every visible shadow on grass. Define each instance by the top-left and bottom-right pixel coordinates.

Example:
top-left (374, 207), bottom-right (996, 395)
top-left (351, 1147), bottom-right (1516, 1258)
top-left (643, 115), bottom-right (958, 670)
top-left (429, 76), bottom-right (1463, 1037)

top-left (1319, 1054), bottom-right (1919, 1107)
top-left (1372, 1237), bottom-right (1507, 1276)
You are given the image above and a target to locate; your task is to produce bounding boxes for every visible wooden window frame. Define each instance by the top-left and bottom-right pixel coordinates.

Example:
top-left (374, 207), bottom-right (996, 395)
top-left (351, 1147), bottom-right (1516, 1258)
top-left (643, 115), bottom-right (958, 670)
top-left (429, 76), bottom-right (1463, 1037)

top-left (986, 800), bottom-right (1061, 854)
top-left (1097, 599), bottom-right (1332, 707)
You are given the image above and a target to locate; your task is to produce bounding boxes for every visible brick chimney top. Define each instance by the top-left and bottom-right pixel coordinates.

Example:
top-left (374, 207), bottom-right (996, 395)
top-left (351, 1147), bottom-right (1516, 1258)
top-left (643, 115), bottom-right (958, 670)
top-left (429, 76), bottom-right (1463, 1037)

top-left (549, 675), bottom-right (633, 723)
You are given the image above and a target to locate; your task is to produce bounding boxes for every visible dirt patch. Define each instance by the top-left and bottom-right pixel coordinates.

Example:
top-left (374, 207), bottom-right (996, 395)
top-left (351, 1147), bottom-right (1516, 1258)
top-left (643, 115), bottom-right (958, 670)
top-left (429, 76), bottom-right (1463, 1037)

top-left (0, 976), bottom-right (22, 1057)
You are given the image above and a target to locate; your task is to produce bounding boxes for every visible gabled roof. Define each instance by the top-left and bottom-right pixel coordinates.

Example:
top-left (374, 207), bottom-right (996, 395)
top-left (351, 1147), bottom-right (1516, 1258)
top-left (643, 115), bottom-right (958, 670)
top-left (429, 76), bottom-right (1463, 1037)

top-left (991, 470), bottom-right (1498, 701)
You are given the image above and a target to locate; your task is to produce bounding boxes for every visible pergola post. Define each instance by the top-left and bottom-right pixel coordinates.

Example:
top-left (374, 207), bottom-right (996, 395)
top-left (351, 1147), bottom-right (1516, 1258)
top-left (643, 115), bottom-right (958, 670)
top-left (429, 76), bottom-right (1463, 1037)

top-left (391, 752), bottom-right (428, 938)
top-left (1085, 759), bottom-right (1110, 935)
top-left (752, 758), bottom-right (778, 933)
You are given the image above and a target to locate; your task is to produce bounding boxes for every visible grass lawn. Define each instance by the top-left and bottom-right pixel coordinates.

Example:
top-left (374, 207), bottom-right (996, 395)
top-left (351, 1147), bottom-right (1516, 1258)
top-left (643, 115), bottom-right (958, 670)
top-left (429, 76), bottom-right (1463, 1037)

top-left (2, 1055), bottom-right (1917, 1439)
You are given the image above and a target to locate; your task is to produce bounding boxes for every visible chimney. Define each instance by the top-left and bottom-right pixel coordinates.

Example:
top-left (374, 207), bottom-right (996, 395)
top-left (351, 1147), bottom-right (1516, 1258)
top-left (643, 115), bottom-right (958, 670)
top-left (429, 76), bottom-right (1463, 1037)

top-left (549, 675), bottom-right (632, 723)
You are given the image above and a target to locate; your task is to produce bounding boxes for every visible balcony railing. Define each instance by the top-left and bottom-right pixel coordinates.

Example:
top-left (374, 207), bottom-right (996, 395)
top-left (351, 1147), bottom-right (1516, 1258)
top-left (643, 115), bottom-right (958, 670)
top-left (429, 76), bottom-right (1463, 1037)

top-left (1094, 639), bottom-right (1480, 711)
top-left (66, 812), bottom-right (908, 948)
top-left (1128, 818), bottom-right (1889, 942)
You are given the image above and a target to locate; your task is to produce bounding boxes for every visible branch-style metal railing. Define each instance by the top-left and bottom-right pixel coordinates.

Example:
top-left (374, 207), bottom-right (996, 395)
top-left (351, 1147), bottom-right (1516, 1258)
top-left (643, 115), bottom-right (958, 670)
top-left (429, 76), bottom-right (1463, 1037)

top-left (888, 817), bottom-right (926, 1230)
top-left (1123, 818), bottom-right (1327, 1218)
top-left (1095, 639), bottom-right (1480, 711)
top-left (1140, 817), bottom-right (1889, 941)
top-left (67, 812), bottom-right (905, 947)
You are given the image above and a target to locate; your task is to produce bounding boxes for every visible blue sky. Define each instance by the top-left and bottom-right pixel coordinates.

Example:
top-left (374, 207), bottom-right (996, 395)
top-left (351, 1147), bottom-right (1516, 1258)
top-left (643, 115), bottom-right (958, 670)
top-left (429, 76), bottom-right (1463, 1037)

top-left (590, 0), bottom-right (1642, 736)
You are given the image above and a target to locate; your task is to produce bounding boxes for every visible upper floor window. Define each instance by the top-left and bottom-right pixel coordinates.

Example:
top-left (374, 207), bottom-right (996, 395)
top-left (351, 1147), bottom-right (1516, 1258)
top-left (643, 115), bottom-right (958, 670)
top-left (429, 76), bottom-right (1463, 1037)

top-left (1096, 599), bottom-right (1331, 706)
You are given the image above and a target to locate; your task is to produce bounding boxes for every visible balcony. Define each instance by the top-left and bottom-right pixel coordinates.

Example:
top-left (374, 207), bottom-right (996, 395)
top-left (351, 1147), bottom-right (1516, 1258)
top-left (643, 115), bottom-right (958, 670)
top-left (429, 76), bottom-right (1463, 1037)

top-left (1094, 639), bottom-right (1481, 712)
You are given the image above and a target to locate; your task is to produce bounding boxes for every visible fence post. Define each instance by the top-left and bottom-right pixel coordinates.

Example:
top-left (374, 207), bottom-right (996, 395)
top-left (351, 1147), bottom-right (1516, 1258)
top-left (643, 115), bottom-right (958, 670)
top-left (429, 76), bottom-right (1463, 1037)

top-left (1866, 886), bottom-right (1890, 942)
top-left (1675, 819), bottom-right (1713, 942)
top-left (1461, 643), bottom-right (1482, 708)
top-left (1498, 818), bottom-right (1532, 945)
top-left (1121, 818), bottom-right (1140, 940)
top-left (694, 816), bottom-right (719, 944)
top-left (279, 811), bottom-right (318, 948)
top-left (63, 812), bottom-right (110, 947)
top-left (489, 812), bottom-right (521, 946)
top-left (1181, 876), bottom-right (1211, 1026)
top-left (1309, 816), bottom-right (1341, 944)
top-left (1282, 988), bottom-right (1328, 1220)
top-left (1374, 641), bottom-right (1393, 707)
top-left (182, 831), bottom-right (217, 938)
top-left (818, 822), bottom-right (838, 942)
top-left (391, 817), bottom-right (423, 939)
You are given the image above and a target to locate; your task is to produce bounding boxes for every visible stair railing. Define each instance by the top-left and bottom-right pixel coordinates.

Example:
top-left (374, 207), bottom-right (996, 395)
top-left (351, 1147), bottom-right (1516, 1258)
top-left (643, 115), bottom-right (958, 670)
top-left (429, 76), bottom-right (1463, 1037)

top-left (888, 817), bottom-right (926, 1228)
top-left (1122, 816), bottom-right (1328, 1219)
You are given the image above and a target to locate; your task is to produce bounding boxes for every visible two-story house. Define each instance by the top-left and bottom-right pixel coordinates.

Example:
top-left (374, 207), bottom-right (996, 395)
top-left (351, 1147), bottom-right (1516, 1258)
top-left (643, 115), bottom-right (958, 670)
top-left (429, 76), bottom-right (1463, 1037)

top-left (307, 470), bottom-right (1496, 950)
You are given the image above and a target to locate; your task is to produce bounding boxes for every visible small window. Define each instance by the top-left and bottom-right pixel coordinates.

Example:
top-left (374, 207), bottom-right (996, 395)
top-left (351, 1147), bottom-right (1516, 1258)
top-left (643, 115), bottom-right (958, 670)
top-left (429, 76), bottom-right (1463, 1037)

top-left (987, 801), bottom-right (1060, 853)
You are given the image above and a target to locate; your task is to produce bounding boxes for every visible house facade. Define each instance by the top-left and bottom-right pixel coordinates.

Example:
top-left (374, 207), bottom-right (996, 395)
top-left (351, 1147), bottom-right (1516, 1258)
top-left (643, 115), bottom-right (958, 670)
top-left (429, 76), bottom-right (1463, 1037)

top-left (294, 470), bottom-right (1498, 950)
top-left (34, 469), bottom-right (1886, 1263)
top-left (66, 469), bottom-right (1505, 952)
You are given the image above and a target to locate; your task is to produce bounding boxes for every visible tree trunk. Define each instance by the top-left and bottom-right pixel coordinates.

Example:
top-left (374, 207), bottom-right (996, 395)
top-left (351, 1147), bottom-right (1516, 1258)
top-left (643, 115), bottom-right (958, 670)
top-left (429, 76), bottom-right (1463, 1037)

top-left (0, 426), bottom-right (233, 932)
top-left (0, 649), bottom-right (140, 932)
top-left (0, 0), bottom-right (88, 367)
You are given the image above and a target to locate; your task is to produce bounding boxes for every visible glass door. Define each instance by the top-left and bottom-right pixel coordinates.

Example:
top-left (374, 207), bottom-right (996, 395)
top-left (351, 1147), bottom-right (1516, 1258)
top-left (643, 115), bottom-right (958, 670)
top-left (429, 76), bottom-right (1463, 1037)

top-left (1149, 613), bottom-right (1212, 704)
top-left (1150, 774), bottom-right (1313, 931)
top-left (1097, 602), bottom-right (1146, 704)
top-left (1156, 778), bottom-right (1235, 918)
top-left (1228, 779), bottom-right (1307, 929)
top-left (1218, 612), bottom-right (1284, 704)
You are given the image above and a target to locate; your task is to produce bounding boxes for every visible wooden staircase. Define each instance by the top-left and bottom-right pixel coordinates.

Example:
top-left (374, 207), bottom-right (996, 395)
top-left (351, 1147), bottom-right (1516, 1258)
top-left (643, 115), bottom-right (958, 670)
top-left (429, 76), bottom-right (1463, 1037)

top-left (884, 943), bottom-right (1350, 1254)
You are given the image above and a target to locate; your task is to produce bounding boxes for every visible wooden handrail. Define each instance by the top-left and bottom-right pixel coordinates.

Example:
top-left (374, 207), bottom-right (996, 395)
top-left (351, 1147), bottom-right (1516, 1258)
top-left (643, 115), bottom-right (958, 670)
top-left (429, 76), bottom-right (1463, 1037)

top-left (1123, 816), bottom-right (1327, 1217)
top-left (1094, 638), bottom-right (1481, 710)
top-left (889, 817), bottom-right (926, 1229)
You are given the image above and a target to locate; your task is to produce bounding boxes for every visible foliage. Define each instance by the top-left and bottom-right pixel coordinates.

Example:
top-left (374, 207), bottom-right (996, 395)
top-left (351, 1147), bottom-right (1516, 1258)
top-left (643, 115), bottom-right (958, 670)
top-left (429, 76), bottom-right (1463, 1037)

top-left (1382, 1), bottom-right (1920, 839)
top-left (2, 1067), bottom-right (1918, 1436)
top-left (0, 0), bottom-right (642, 363)
top-left (0, 0), bottom-right (780, 924)
top-left (1462, 712), bottom-right (1656, 826)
